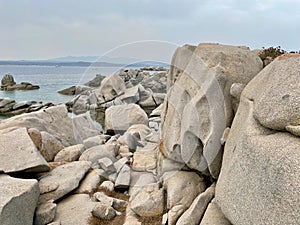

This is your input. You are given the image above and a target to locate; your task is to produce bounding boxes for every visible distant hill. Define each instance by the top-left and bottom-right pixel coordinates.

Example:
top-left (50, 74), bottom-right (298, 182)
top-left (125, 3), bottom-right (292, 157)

top-left (48, 56), bottom-right (170, 67)
top-left (47, 56), bottom-right (99, 62)
top-left (48, 56), bottom-right (140, 64)
top-left (0, 60), bottom-right (123, 67)
top-left (0, 56), bottom-right (170, 68)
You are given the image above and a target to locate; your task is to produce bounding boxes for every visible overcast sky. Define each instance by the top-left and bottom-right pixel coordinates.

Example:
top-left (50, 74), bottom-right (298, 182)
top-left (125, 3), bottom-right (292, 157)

top-left (0, 0), bottom-right (299, 61)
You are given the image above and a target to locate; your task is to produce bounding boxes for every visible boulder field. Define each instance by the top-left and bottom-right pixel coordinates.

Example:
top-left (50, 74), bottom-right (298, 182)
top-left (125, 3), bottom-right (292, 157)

top-left (0, 44), bottom-right (299, 225)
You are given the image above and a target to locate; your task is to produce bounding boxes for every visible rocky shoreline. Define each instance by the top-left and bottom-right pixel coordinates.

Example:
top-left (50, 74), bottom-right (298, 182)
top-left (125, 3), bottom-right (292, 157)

top-left (1, 73), bottom-right (40, 91)
top-left (0, 43), bottom-right (299, 225)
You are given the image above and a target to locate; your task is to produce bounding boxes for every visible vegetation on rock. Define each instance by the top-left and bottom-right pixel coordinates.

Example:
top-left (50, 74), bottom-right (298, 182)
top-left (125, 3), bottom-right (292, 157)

top-left (259, 46), bottom-right (286, 61)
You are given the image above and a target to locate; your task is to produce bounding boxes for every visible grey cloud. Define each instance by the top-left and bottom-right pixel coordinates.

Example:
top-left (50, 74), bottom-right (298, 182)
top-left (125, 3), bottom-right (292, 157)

top-left (0, 0), bottom-right (299, 60)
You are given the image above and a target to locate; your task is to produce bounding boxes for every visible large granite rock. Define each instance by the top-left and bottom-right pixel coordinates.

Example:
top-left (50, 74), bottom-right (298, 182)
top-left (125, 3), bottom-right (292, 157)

top-left (58, 85), bottom-right (91, 95)
top-left (0, 174), bottom-right (39, 225)
top-left (0, 98), bottom-right (16, 113)
top-left (38, 161), bottom-right (91, 203)
top-left (130, 183), bottom-right (164, 217)
top-left (140, 71), bottom-right (167, 93)
top-left (0, 105), bottom-right (100, 145)
top-left (40, 131), bottom-right (65, 162)
top-left (216, 54), bottom-right (300, 225)
top-left (1, 74), bottom-right (39, 90)
top-left (1, 73), bottom-right (16, 87)
top-left (105, 104), bottom-right (148, 134)
top-left (84, 74), bottom-right (106, 87)
top-left (95, 74), bottom-right (126, 102)
top-left (6, 82), bottom-right (40, 91)
top-left (75, 169), bottom-right (101, 194)
top-left (79, 144), bottom-right (117, 168)
top-left (160, 43), bottom-right (263, 178)
top-left (163, 171), bottom-right (206, 224)
top-left (34, 200), bottom-right (57, 225)
top-left (0, 128), bottom-right (50, 173)
top-left (54, 144), bottom-right (84, 162)
top-left (176, 184), bottom-right (215, 225)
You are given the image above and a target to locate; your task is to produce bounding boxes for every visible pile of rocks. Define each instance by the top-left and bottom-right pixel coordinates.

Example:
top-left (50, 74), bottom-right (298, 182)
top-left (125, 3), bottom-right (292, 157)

top-left (66, 68), bottom-right (168, 120)
top-left (0, 98), bottom-right (54, 115)
top-left (0, 100), bottom-right (164, 224)
top-left (141, 65), bottom-right (168, 71)
top-left (1, 73), bottom-right (40, 91)
top-left (1, 44), bottom-right (299, 225)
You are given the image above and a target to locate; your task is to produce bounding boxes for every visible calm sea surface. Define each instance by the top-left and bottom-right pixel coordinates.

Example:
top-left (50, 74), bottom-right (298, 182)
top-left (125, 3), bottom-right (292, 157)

top-left (0, 65), bottom-right (124, 104)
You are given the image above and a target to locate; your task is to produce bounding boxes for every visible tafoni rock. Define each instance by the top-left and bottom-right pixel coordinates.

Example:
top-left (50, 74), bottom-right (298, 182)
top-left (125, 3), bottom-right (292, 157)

top-left (160, 43), bottom-right (263, 178)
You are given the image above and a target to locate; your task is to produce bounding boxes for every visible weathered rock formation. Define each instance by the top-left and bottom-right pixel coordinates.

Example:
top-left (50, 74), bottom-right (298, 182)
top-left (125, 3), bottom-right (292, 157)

top-left (215, 54), bottom-right (300, 225)
top-left (0, 44), bottom-right (298, 225)
top-left (160, 43), bottom-right (263, 178)
top-left (1, 73), bottom-right (16, 87)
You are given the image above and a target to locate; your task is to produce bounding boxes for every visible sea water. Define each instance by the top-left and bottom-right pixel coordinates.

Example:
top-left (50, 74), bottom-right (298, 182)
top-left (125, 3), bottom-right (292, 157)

top-left (0, 65), bottom-right (123, 104)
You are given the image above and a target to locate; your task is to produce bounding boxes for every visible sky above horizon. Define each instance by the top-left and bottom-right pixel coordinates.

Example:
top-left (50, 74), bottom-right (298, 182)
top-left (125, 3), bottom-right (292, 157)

top-left (0, 0), bottom-right (299, 61)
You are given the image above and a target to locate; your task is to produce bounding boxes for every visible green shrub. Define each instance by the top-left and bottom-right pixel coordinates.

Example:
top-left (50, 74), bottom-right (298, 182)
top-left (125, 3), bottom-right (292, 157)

top-left (259, 46), bottom-right (286, 61)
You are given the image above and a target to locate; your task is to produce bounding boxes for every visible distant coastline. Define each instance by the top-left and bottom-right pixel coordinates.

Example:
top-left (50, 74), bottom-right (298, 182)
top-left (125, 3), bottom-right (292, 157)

top-left (0, 60), bottom-right (170, 68)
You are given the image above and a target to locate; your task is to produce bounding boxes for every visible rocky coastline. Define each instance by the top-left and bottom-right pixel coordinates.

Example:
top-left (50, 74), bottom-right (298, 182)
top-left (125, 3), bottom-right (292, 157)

top-left (0, 43), bottom-right (299, 225)
top-left (1, 73), bottom-right (40, 91)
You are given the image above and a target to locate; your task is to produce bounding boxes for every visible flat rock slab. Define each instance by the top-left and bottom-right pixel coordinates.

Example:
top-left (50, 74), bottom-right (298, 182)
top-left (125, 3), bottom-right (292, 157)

top-left (38, 161), bottom-right (91, 203)
top-left (0, 127), bottom-right (50, 173)
top-left (0, 174), bottom-right (39, 225)
top-left (53, 194), bottom-right (96, 225)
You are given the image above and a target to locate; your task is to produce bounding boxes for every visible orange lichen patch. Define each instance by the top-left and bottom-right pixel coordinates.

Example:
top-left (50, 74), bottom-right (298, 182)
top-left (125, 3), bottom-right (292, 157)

top-left (158, 139), bottom-right (167, 158)
top-left (278, 53), bottom-right (300, 60)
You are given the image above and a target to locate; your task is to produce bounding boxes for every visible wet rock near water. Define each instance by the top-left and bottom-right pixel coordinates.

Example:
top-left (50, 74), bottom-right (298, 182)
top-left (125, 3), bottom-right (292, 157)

top-left (58, 85), bottom-right (92, 95)
top-left (0, 97), bottom-right (54, 116)
top-left (1, 73), bottom-right (40, 91)
top-left (84, 74), bottom-right (106, 87)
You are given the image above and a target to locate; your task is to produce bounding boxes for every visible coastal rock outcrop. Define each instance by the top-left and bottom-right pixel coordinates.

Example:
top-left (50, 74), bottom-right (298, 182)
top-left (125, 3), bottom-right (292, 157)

top-left (58, 85), bottom-right (92, 95)
top-left (0, 98), bottom-right (53, 116)
top-left (84, 74), bottom-right (106, 87)
top-left (1, 73), bottom-right (39, 91)
top-left (215, 54), bottom-right (300, 224)
top-left (0, 104), bottom-right (100, 145)
top-left (1, 43), bottom-right (299, 225)
top-left (160, 43), bottom-right (263, 178)
top-left (1, 73), bottom-right (16, 87)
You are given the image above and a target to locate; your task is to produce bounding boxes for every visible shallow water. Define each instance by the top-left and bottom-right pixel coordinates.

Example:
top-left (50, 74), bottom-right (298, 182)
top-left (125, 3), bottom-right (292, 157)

top-left (0, 65), bottom-right (123, 104)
